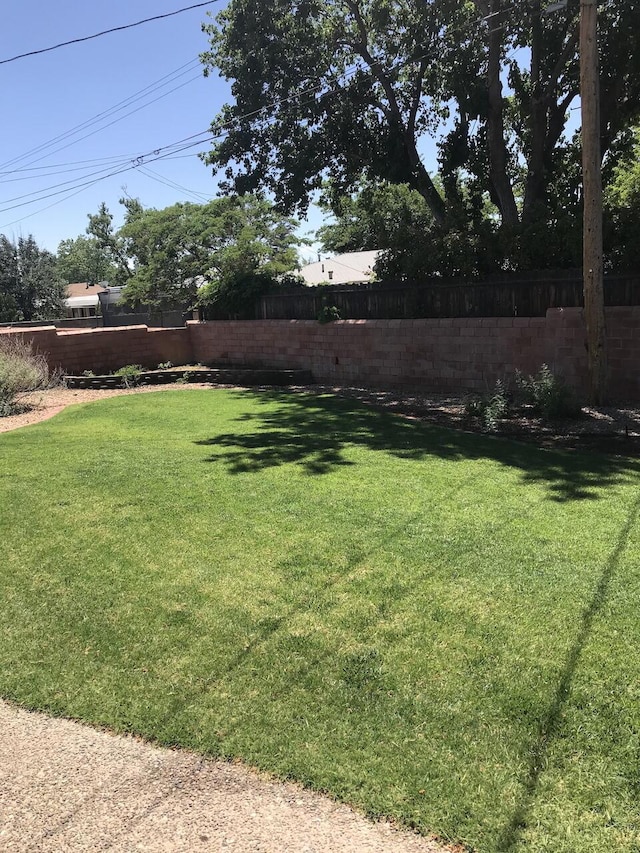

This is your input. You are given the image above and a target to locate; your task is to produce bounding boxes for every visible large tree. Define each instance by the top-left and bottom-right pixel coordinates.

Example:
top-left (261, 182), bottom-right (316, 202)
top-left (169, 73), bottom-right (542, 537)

top-left (91, 195), bottom-right (301, 309)
top-left (56, 234), bottom-right (119, 285)
top-left (317, 181), bottom-right (434, 254)
top-left (86, 202), bottom-right (135, 287)
top-left (201, 0), bottom-right (640, 267)
top-left (0, 235), bottom-right (65, 322)
top-left (604, 127), bottom-right (640, 271)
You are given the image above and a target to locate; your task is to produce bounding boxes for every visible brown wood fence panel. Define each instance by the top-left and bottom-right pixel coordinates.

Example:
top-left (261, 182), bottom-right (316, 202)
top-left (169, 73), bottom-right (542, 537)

top-left (255, 272), bottom-right (640, 320)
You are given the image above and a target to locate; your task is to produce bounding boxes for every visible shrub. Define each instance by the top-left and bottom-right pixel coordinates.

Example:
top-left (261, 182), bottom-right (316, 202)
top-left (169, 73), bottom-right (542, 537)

top-left (318, 303), bottom-right (341, 323)
top-left (0, 336), bottom-right (52, 416)
top-left (114, 364), bottom-right (143, 388)
top-left (465, 366), bottom-right (582, 432)
top-left (464, 379), bottom-right (510, 432)
top-left (515, 364), bottom-right (581, 419)
top-left (157, 361), bottom-right (173, 370)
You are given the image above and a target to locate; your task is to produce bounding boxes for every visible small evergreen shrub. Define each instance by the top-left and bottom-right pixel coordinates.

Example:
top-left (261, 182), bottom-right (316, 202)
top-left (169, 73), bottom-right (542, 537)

top-left (318, 303), bottom-right (341, 323)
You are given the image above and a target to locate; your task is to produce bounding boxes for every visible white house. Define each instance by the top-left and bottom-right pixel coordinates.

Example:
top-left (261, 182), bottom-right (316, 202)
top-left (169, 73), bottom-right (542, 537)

top-left (64, 282), bottom-right (108, 318)
top-left (65, 282), bottom-right (125, 318)
top-left (298, 251), bottom-right (380, 285)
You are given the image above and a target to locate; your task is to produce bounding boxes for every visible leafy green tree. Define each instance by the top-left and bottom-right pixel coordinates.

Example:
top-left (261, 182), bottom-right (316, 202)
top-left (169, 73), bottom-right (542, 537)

top-left (318, 179), bottom-right (507, 276)
top-left (604, 128), bottom-right (640, 270)
top-left (86, 202), bottom-right (134, 287)
top-left (0, 292), bottom-right (18, 323)
top-left (202, 0), bottom-right (640, 269)
top-left (0, 235), bottom-right (65, 321)
top-left (56, 235), bottom-right (118, 285)
top-left (114, 195), bottom-right (301, 309)
top-left (317, 182), bottom-right (434, 254)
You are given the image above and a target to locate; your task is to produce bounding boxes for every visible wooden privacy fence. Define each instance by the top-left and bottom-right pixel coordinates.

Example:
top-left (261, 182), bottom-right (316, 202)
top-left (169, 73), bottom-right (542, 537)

top-left (257, 271), bottom-right (640, 320)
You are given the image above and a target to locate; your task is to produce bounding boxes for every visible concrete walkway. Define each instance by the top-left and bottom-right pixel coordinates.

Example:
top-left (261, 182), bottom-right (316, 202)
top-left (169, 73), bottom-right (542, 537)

top-left (0, 700), bottom-right (450, 853)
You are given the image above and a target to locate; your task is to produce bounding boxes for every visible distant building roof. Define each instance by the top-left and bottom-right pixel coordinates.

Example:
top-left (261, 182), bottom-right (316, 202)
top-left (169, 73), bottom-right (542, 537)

top-left (298, 250), bottom-right (380, 285)
top-left (65, 282), bottom-right (109, 299)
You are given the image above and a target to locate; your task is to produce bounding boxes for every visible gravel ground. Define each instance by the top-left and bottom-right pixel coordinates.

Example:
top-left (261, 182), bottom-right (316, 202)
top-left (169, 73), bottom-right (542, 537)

top-left (0, 700), bottom-right (449, 853)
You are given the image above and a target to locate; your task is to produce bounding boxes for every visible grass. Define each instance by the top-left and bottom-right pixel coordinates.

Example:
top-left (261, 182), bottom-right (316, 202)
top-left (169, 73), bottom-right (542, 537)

top-left (1, 388), bottom-right (639, 852)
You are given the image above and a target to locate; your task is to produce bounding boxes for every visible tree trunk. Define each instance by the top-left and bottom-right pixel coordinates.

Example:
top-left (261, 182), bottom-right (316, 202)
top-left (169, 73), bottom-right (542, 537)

top-left (522, 1), bottom-right (547, 222)
top-left (409, 150), bottom-right (448, 227)
top-left (486, 0), bottom-right (519, 228)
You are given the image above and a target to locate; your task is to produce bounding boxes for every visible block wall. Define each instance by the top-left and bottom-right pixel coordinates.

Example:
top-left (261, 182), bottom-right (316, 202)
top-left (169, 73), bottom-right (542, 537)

top-left (188, 318), bottom-right (545, 391)
top-left (0, 325), bottom-right (193, 374)
top-left (1, 308), bottom-right (637, 401)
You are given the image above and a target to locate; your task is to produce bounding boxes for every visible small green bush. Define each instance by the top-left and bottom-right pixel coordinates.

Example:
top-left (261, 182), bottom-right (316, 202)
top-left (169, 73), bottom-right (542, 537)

top-left (465, 366), bottom-right (582, 431)
top-left (157, 361), bottom-right (173, 370)
top-left (318, 303), bottom-right (341, 324)
top-left (0, 336), bottom-right (52, 417)
top-left (515, 364), bottom-right (581, 419)
top-left (114, 364), bottom-right (143, 388)
top-left (464, 379), bottom-right (510, 432)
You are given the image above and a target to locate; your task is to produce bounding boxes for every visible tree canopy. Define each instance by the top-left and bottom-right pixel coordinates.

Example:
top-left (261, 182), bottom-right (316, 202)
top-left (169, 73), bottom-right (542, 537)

top-left (604, 127), bottom-right (640, 271)
top-left (202, 0), bottom-right (640, 270)
top-left (87, 195), bottom-right (302, 310)
top-left (0, 235), bottom-right (64, 322)
top-left (56, 234), bottom-right (119, 286)
top-left (317, 181), bottom-right (434, 255)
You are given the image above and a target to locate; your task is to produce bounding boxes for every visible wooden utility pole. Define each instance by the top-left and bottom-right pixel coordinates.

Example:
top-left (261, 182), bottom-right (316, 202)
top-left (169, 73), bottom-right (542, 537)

top-left (580, 0), bottom-right (607, 404)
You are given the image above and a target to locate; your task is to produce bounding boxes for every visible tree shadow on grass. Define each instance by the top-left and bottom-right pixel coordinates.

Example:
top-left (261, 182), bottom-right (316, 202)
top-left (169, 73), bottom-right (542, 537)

top-left (496, 492), bottom-right (640, 850)
top-left (195, 390), bottom-right (640, 502)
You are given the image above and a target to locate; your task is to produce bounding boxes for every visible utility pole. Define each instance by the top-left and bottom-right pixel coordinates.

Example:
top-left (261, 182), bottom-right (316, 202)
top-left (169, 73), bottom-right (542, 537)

top-left (580, 0), bottom-right (607, 404)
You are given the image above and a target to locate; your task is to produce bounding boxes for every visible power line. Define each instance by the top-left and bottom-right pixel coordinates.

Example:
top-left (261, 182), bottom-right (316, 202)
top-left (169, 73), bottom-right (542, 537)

top-left (0, 2), bottom-right (221, 67)
top-left (0, 61), bottom-right (368, 215)
top-left (0, 61), bottom-right (202, 175)
top-left (0, 134), bottom-right (217, 226)
top-left (0, 59), bottom-right (201, 173)
top-left (136, 165), bottom-right (213, 203)
top-left (0, 150), bottom-right (210, 182)
top-left (0, 156), bottom-right (145, 182)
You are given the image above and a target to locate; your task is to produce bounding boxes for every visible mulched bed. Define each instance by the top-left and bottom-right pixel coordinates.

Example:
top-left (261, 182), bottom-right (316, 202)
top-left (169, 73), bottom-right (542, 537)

top-left (314, 385), bottom-right (640, 457)
top-left (3, 380), bottom-right (640, 457)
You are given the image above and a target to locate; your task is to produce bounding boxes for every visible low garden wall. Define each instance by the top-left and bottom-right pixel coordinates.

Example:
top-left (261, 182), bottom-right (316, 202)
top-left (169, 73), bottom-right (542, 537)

top-left (1, 307), bottom-right (638, 401)
top-left (0, 324), bottom-right (193, 375)
top-left (189, 308), bottom-right (640, 402)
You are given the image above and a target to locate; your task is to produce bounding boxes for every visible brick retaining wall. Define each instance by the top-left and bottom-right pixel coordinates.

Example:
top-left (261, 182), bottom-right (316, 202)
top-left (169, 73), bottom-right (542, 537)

top-left (1, 309), bottom-right (638, 401)
top-left (0, 325), bottom-right (193, 375)
top-left (189, 308), bottom-right (640, 401)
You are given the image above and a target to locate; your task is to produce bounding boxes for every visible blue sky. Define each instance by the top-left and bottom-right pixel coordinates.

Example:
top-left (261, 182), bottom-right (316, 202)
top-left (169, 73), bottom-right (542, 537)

top-left (0, 2), bottom-right (441, 263)
top-left (2, 3), bottom-right (573, 263)
top-left (0, 2), bottom-right (248, 252)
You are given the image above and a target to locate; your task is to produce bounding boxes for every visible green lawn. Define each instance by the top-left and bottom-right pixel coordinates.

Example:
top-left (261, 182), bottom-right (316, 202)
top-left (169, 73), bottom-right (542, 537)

top-left (1, 389), bottom-right (639, 852)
